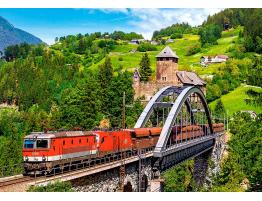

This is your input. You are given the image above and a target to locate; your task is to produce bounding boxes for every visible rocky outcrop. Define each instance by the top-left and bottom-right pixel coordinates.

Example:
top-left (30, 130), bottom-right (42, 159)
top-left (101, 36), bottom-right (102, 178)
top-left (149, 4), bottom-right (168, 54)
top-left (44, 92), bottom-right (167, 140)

top-left (205, 132), bottom-right (227, 188)
top-left (71, 158), bottom-right (152, 192)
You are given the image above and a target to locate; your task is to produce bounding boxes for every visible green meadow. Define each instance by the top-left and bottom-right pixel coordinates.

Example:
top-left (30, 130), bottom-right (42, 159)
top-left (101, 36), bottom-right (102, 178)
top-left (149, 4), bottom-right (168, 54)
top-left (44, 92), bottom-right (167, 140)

top-left (89, 27), bottom-right (241, 76)
top-left (209, 84), bottom-right (262, 116)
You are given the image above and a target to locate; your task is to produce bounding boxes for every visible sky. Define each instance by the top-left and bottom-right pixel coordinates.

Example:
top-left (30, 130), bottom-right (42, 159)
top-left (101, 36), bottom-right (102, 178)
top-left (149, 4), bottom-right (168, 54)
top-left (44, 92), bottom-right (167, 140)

top-left (0, 8), bottom-right (223, 44)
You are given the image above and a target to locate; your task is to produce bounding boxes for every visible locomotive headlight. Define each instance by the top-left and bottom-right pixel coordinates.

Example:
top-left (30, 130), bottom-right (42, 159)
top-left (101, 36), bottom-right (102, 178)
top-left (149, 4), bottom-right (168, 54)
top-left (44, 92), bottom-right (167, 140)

top-left (42, 156), bottom-right (46, 161)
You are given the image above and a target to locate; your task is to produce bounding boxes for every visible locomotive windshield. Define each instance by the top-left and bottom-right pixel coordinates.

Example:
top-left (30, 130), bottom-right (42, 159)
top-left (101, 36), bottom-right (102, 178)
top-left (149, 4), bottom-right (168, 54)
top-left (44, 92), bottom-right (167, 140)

top-left (36, 139), bottom-right (49, 148)
top-left (24, 140), bottom-right (34, 149)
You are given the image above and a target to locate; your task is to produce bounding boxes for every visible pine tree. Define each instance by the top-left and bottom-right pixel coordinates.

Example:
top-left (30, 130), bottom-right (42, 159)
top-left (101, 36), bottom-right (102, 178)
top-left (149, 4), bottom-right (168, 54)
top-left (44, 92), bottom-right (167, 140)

top-left (98, 56), bottom-right (113, 89)
top-left (139, 53), bottom-right (152, 81)
top-left (98, 56), bottom-right (113, 113)
top-left (214, 99), bottom-right (226, 119)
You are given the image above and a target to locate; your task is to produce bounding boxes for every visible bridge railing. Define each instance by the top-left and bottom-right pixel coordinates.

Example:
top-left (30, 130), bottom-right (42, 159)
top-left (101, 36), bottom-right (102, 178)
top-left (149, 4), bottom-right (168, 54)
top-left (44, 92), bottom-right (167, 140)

top-left (0, 147), bottom-right (154, 180)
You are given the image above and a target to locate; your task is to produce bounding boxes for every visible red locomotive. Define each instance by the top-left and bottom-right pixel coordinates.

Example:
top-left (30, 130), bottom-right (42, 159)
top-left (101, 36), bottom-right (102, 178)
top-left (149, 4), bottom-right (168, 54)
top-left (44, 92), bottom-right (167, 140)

top-left (22, 128), bottom-right (161, 174)
top-left (22, 124), bottom-right (224, 175)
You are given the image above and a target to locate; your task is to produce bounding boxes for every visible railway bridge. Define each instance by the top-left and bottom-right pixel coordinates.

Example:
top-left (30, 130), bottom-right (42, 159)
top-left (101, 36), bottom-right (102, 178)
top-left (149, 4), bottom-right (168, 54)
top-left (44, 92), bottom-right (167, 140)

top-left (0, 86), bottom-right (226, 192)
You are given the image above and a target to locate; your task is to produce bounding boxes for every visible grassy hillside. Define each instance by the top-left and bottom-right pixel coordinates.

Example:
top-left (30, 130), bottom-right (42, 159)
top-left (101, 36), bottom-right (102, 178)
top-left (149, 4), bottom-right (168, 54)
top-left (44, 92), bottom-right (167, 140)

top-left (88, 27), bottom-right (241, 76)
top-left (209, 84), bottom-right (262, 116)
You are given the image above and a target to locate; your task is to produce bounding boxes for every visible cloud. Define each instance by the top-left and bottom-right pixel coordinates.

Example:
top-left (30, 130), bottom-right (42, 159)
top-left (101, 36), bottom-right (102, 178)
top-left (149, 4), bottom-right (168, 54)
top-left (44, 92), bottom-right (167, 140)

top-left (127, 8), bottom-right (223, 39)
top-left (86, 8), bottom-right (224, 40)
top-left (100, 8), bottom-right (129, 14)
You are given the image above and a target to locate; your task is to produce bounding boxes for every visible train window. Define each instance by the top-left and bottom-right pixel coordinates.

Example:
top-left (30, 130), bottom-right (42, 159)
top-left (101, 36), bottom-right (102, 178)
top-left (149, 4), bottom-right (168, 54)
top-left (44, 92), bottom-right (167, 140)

top-left (71, 139), bottom-right (74, 144)
top-left (24, 140), bottom-right (34, 149)
top-left (36, 139), bottom-right (48, 148)
top-left (101, 137), bottom-right (105, 144)
top-left (86, 138), bottom-right (89, 143)
top-left (95, 135), bottom-right (99, 143)
top-left (63, 140), bottom-right (65, 146)
top-left (79, 139), bottom-right (82, 144)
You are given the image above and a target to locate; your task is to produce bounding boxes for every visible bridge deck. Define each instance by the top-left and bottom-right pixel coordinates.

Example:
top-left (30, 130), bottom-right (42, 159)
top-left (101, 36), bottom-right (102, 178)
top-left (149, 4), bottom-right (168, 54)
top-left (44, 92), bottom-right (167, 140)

top-left (29, 151), bottom-right (153, 187)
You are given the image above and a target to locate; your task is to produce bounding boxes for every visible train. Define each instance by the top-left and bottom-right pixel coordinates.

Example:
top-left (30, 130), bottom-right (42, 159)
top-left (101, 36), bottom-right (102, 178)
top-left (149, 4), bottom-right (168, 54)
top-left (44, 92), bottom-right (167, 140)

top-left (22, 124), bottom-right (224, 175)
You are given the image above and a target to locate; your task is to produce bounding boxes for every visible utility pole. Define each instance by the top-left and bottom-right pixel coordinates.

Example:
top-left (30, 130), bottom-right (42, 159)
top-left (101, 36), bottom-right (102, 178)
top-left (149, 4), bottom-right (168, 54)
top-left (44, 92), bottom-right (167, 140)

top-left (138, 149), bottom-right (141, 192)
top-left (122, 92), bottom-right (134, 129)
top-left (122, 92), bottom-right (126, 129)
top-left (119, 92), bottom-right (126, 191)
top-left (226, 110), bottom-right (229, 131)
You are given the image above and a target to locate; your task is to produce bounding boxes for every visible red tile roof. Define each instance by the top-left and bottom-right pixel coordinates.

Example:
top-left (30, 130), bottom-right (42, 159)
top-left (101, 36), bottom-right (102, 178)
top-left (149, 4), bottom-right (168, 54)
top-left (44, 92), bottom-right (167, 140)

top-left (176, 71), bottom-right (206, 86)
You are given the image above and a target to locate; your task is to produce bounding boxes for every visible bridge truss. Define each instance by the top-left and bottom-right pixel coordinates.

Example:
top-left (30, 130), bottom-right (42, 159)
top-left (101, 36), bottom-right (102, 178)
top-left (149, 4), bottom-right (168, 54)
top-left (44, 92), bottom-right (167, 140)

top-left (135, 86), bottom-right (216, 173)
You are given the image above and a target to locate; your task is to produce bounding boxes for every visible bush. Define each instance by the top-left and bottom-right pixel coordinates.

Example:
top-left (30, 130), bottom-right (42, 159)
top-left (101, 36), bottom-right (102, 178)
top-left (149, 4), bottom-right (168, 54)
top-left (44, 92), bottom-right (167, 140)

top-left (28, 181), bottom-right (74, 192)
top-left (170, 33), bottom-right (183, 39)
top-left (226, 45), bottom-right (246, 59)
top-left (186, 44), bottom-right (201, 56)
top-left (137, 43), bottom-right (157, 52)
top-left (118, 56), bottom-right (123, 61)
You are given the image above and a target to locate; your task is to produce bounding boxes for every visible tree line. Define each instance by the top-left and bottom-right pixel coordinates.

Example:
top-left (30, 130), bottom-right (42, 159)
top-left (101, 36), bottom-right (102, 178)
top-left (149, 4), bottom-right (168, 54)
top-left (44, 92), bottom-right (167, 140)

top-left (204, 8), bottom-right (262, 53)
top-left (152, 23), bottom-right (198, 40)
top-left (0, 49), bottom-right (147, 175)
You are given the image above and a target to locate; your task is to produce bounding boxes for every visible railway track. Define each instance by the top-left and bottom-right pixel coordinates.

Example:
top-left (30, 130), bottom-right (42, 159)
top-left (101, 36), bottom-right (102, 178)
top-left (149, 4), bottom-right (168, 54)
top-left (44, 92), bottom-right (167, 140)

top-left (32, 151), bottom-right (153, 185)
top-left (0, 149), bottom-right (153, 190)
top-left (0, 176), bottom-right (35, 188)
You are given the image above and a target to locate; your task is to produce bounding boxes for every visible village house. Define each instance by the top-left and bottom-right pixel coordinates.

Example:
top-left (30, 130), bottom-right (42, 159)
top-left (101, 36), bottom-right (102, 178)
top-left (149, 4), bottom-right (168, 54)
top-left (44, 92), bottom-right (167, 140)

top-left (150, 40), bottom-right (159, 45)
top-left (133, 46), bottom-right (206, 101)
top-left (166, 39), bottom-right (174, 43)
top-left (240, 110), bottom-right (257, 119)
top-left (200, 55), bottom-right (229, 66)
top-left (129, 39), bottom-right (139, 45)
top-left (129, 39), bottom-right (145, 45)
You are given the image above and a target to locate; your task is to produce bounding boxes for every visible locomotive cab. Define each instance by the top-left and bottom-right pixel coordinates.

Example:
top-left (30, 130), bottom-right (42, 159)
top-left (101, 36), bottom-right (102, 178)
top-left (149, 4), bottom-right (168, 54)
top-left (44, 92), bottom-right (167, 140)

top-left (23, 135), bottom-right (51, 163)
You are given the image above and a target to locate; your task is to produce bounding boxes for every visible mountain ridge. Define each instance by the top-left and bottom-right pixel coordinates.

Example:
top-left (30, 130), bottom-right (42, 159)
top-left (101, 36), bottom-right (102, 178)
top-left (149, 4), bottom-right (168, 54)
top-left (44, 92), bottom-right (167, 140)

top-left (0, 16), bottom-right (43, 53)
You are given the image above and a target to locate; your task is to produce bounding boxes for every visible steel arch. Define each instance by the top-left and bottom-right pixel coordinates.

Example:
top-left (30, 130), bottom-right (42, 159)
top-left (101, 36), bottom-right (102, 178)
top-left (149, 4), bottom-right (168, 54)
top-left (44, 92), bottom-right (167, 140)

top-left (154, 86), bottom-right (213, 156)
top-left (134, 86), bottom-right (185, 128)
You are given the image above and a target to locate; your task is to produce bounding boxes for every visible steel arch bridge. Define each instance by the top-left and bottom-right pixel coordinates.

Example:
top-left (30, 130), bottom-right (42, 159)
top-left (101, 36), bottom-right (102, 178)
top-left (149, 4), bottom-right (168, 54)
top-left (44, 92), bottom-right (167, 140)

top-left (135, 86), bottom-right (217, 173)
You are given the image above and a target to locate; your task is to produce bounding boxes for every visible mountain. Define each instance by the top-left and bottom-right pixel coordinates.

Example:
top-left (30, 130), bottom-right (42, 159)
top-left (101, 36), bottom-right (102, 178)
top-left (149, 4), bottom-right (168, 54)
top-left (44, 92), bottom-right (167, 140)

top-left (0, 16), bottom-right (43, 53)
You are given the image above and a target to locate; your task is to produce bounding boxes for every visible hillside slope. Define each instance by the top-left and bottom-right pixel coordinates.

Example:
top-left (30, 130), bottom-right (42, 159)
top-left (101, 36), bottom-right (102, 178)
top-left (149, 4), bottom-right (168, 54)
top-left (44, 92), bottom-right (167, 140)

top-left (0, 16), bottom-right (43, 53)
top-left (209, 84), bottom-right (262, 116)
top-left (88, 27), bottom-right (240, 76)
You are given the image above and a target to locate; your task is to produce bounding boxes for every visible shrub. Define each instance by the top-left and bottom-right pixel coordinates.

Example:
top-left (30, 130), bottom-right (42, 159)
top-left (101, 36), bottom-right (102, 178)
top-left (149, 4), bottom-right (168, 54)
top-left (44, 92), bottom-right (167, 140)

top-left (28, 181), bottom-right (74, 192)
top-left (137, 43), bottom-right (157, 52)
top-left (226, 45), bottom-right (246, 59)
top-left (170, 33), bottom-right (183, 39)
top-left (186, 44), bottom-right (201, 56)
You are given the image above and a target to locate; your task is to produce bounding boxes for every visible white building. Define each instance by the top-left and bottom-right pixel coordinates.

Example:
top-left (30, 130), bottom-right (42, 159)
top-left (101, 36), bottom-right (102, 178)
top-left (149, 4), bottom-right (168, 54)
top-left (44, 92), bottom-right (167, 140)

top-left (200, 55), bottom-right (229, 66)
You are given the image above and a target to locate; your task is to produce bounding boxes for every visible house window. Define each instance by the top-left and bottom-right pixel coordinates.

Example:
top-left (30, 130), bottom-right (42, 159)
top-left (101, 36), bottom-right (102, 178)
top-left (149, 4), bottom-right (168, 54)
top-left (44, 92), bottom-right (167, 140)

top-left (162, 77), bottom-right (167, 81)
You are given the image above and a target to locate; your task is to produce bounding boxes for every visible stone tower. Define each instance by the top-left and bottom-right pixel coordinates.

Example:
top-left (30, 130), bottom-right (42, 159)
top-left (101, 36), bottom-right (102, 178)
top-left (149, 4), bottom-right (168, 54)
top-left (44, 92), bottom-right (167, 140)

top-left (156, 46), bottom-right (179, 84)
